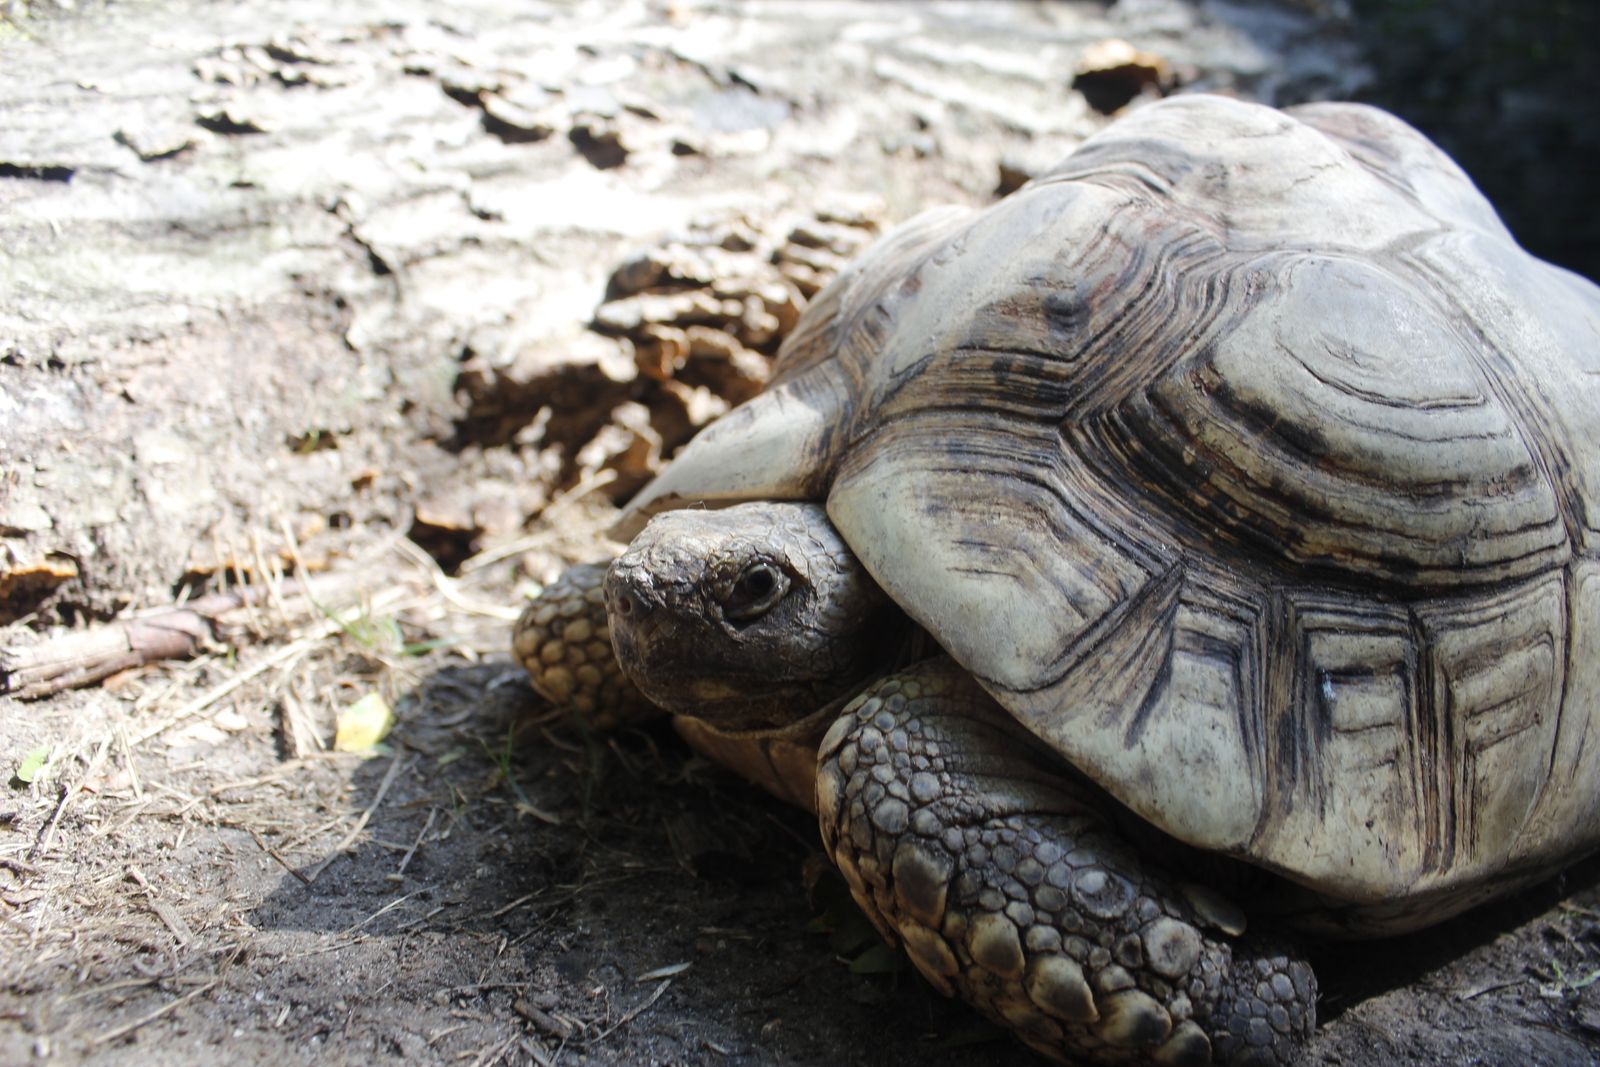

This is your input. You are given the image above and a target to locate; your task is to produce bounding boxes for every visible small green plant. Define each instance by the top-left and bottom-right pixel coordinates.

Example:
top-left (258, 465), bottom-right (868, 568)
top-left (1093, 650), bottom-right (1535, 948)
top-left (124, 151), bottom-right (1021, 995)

top-left (12, 744), bottom-right (52, 786)
top-left (479, 724), bottom-right (559, 823)
top-left (1548, 957), bottom-right (1600, 996)
top-left (805, 864), bottom-right (907, 976)
top-left (323, 599), bottom-right (455, 659)
top-left (335, 608), bottom-right (404, 653)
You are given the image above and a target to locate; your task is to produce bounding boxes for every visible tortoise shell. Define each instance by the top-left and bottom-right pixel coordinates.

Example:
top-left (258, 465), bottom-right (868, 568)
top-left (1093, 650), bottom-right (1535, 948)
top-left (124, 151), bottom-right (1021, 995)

top-left (618, 95), bottom-right (1600, 911)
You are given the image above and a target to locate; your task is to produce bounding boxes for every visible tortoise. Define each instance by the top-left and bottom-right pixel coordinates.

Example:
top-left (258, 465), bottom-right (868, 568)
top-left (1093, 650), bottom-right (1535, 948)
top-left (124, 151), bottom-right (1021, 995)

top-left (513, 94), bottom-right (1600, 1065)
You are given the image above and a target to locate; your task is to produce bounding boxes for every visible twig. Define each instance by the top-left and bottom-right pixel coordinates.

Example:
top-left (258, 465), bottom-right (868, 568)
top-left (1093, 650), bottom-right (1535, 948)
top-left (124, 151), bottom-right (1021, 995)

top-left (127, 635), bottom-right (319, 747)
top-left (0, 550), bottom-right (410, 700)
top-left (393, 537), bottom-right (522, 620)
top-left (303, 755), bottom-right (408, 883)
top-left (124, 582), bottom-right (409, 748)
top-left (427, 1023), bottom-right (470, 1047)
top-left (467, 1033), bottom-right (518, 1067)
top-left (489, 892), bottom-right (538, 919)
top-left (457, 468), bottom-right (618, 575)
top-left (339, 887), bottom-right (428, 937)
top-left (210, 764), bottom-right (300, 797)
top-left (581, 979), bottom-right (671, 1047)
top-left (251, 524), bottom-right (294, 628)
top-left (147, 898), bottom-right (198, 948)
top-left (59, 977), bottom-right (161, 1004)
top-left (279, 684), bottom-right (322, 759)
top-left (28, 735), bottom-right (112, 860)
top-left (28, 787), bottom-right (72, 863)
top-left (1558, 901), bottom-right (1600, 920)
top-left (115, 722), bottom-right (144, 800)
top-left (1, 608), bottom-right (215, 699)
top-left (276, 811), bottom-right (349, 854)
top-left (0, 856), bottom-right (42, 877)
top-left (1458, 977), bottom-right (1525, 1000)
top-left (247, 826), bottom-right (312, 886)
top-left (89, 976), bottom-right (223, 1046)
top-left (396, 808), bottom-right (437, 877)
top-left (0, 579), bottom-right (332, 700)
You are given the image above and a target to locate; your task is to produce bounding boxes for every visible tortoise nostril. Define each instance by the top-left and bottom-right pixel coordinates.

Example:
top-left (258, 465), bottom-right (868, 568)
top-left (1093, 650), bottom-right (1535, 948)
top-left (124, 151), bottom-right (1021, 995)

top-left (605, 566), bottom-right (652, 623)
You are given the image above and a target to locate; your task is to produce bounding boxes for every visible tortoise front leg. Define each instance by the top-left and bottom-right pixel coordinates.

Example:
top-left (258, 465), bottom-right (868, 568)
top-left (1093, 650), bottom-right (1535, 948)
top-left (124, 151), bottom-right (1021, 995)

top-left (816, 659), bottom-right (1315, 1066)
top-left (513, 562), bottom-right (659, 729)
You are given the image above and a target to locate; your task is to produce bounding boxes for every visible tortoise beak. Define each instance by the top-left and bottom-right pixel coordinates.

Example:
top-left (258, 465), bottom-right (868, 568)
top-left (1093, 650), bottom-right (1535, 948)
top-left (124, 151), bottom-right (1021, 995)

top-left (603, 560), bottom-right (666, 690)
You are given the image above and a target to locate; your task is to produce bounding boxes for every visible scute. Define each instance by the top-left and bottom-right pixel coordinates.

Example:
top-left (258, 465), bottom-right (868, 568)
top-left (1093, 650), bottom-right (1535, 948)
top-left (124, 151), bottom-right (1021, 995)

top-left (621, 95), bottom-right (1600, 909)
top-left (615, 206), bottom-right (974, 538)
top-left (1121, 251), bottom-right (1569, 587)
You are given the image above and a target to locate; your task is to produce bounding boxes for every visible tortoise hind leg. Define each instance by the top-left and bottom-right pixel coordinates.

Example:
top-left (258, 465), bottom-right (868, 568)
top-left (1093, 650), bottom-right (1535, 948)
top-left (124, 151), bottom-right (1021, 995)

top-left (815, 659), bottom-right (1315, 1066)
top-left (513, 562), bottom-right (659, 729)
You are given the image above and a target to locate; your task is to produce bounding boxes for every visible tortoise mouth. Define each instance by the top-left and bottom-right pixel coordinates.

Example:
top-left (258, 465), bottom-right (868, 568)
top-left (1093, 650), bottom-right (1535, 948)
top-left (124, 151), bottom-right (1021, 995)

top-left (602, 501), bottom-right (909, 730)
top-left (607, 604), bottom-right (833, 729)
top-left (603, 563), bottom-right (804, 727)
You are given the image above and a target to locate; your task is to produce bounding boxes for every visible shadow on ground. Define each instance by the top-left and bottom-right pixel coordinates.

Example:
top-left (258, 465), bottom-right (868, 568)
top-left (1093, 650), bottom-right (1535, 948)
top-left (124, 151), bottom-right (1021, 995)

top-left (240, 659), bottom-right (1600, 1066)
top-left (244, 661), bottom-right (1008, 1065)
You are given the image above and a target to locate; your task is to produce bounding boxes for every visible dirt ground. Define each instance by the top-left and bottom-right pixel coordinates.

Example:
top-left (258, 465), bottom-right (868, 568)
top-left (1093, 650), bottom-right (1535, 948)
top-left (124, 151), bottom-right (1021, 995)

top-left (3, 2), bottom-right (1599, 1066)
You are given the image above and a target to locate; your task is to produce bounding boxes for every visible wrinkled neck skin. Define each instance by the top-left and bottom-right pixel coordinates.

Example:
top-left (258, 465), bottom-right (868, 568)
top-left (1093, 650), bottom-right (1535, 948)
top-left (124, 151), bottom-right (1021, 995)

top-left (605, 502), bottom-right (912, 730)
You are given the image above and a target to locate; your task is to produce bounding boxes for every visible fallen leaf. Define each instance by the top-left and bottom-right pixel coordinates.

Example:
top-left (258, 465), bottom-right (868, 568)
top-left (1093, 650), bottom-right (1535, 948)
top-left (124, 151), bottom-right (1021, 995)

top-left (334, 693), bottom-right (394, 752)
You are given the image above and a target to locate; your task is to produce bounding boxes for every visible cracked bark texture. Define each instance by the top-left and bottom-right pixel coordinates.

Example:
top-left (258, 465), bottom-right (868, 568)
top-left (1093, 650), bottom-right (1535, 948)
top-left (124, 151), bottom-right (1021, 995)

top-left (0, 0), bottom-right (1366, 624)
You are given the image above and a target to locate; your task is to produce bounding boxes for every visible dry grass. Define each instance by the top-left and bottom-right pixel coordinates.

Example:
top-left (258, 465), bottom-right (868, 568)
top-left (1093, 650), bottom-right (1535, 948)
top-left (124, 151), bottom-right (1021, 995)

top-left (0, 494), bottom-right (728, 1064)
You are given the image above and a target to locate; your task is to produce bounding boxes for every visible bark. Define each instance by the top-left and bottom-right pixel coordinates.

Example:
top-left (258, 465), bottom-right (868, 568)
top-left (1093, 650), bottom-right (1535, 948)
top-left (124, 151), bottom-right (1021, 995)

top-left (0, 0), bottom-right (1366, 626)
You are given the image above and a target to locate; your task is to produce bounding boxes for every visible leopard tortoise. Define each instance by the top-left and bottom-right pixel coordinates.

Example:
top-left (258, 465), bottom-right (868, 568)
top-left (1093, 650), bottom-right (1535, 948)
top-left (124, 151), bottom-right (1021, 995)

top-left (514, 94), bottom-right (1600, 1065)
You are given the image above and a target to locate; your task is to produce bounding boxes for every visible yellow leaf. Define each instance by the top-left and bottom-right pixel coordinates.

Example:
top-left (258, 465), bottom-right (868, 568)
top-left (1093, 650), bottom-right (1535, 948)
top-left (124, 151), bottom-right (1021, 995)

top-left (334, 693), bottom-right (394, 752)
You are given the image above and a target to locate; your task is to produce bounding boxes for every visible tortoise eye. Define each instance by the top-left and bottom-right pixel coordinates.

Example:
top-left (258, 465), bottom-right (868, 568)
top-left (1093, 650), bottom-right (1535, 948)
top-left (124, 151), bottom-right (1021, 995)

top-left (725, 562), bottom-right (790, 621)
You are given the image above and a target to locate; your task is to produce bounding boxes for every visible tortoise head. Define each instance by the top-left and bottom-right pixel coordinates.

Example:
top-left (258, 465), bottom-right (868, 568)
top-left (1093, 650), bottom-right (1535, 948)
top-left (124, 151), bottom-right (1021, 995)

top-left (605, 502), bottom-right (898, 729)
